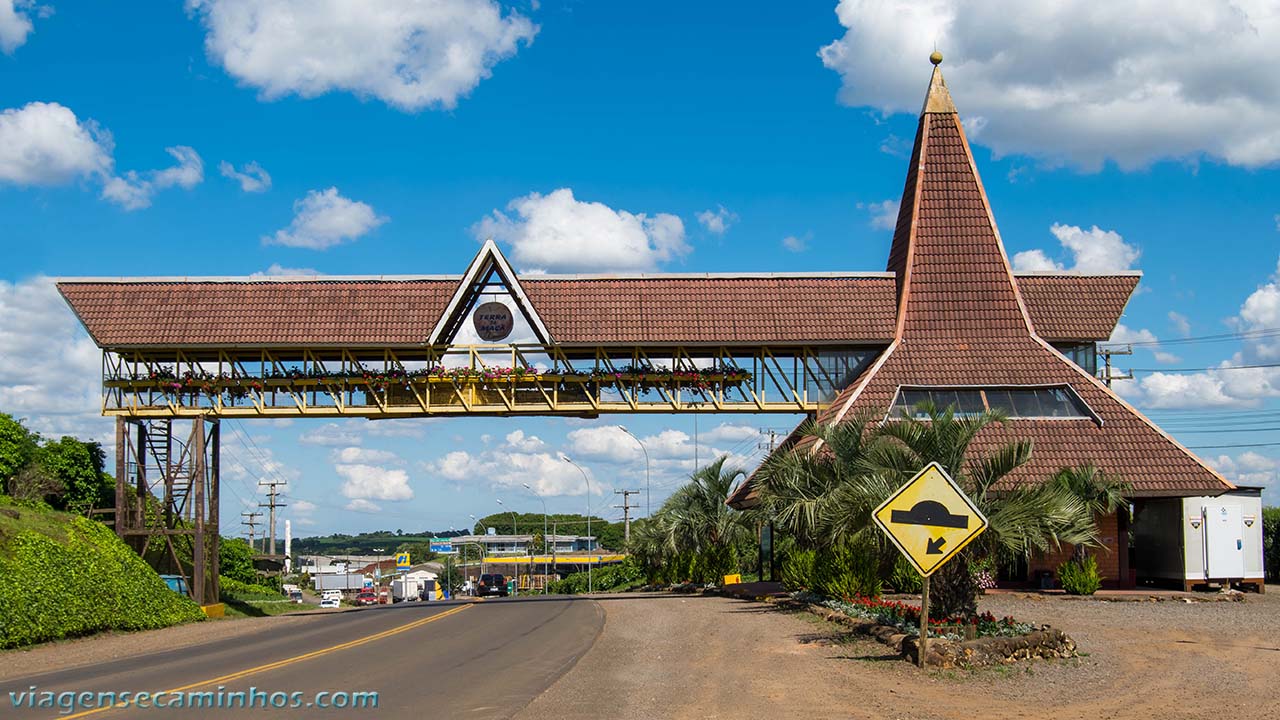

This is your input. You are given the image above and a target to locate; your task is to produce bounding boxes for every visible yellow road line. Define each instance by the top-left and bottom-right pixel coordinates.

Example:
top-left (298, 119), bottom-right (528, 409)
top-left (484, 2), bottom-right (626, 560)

top-left (59, 603), bottom-right (473, 719)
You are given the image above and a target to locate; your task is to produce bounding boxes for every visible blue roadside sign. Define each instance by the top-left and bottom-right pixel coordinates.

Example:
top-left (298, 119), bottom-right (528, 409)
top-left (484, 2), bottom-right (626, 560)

top-left (429, 538), bottom-right (453, 553)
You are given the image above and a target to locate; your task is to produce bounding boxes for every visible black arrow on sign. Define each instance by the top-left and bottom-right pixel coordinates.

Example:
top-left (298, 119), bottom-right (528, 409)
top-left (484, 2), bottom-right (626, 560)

top-left (926, 537), bottom-right (946, 555)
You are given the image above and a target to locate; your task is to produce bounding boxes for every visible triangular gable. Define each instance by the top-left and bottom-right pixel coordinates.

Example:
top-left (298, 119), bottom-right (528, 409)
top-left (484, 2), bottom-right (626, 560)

top-left (429, 239), bottom-right (553, 345)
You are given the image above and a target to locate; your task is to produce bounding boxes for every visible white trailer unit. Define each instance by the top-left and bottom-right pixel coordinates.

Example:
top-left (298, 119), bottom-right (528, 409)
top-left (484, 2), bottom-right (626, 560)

top-left (1133, 488), bottom-right (1264, 592)
top-left (313, 573), bottom-right (369, 593)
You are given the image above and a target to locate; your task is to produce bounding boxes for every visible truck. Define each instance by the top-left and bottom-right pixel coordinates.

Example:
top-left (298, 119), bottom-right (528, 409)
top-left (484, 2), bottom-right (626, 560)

top-left (313, 573), bottom-right (368, 593)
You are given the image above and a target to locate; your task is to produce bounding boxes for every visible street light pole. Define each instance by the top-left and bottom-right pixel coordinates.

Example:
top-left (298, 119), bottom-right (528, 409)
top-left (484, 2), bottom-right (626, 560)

top-left (619, 425), bottom-right (651, 518)
top-left (562, 455), bottom-right (592, 594)
top-left (523, 482), bottom-right (549, 594)
top-left (496, 499), bottom-right (517, 535)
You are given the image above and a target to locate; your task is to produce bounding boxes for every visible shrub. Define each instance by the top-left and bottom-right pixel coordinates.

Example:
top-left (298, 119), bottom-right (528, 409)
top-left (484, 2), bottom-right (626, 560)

top-left (219, 576), bottom-right (283, 601)
top-left (0, 511), bottom-right (204, 648)
top-left (815, 541), bottom-right (882, 599)
top-left (889, 557), bottom-right (922, 594)
top-left (1058, 556), bottom-right (1102, 595)
top-left (1264, 507), bottom-right (1280, 583)
top-left (547, 558), bottom-right (642, 594)
top-left (780, 548), bottom-right (817, 592)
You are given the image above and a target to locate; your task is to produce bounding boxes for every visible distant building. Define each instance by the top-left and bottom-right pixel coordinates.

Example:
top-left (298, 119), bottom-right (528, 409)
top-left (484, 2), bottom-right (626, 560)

top-left (451, 534), bottom-right (596, 556)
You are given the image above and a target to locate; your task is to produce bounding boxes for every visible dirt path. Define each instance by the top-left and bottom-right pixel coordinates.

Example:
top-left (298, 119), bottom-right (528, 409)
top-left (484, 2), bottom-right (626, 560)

top-left (518, 589), bottom-right (1280, 720)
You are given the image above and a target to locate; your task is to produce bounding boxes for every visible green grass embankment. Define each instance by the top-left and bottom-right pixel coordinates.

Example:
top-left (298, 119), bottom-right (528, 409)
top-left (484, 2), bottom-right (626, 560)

top-left (0, 496), bottom-right (205, 648)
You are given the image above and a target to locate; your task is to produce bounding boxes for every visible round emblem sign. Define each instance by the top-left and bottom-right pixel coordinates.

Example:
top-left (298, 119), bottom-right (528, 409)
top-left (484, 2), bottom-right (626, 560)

top-left (472, 301), bottom-right (514, 341)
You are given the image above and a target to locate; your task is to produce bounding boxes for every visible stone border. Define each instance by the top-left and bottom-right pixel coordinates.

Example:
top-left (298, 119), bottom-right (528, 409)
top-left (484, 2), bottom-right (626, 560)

top-left (761, 595), bottom-right (1076, 668)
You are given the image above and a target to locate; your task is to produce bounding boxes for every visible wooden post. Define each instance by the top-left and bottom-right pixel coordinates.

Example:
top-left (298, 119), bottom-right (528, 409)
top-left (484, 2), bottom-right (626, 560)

top-left (209, 420), bottom-right (221, 602)
top-left (919, 575), bottom-right (930, 668)
top-left (114, 417), bottom-right (126, 538)
top-left (191, 418), bottom-right (206, 606)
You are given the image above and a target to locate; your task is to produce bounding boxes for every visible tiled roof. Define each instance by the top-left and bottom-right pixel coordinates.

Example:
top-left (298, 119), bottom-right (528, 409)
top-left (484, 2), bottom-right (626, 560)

top-left (58, 280), bottom-right (456, 347)
top-left (522, 277), bottom-right (897, 344)
top-left (733, 66), bottom-right (1228, 502)
top-left (57, 271), bottom-right (1132, 349)
top-left (57, 276), bottom-right (904, 348)
top-left (1016, 274), bottom-right (1140, 342)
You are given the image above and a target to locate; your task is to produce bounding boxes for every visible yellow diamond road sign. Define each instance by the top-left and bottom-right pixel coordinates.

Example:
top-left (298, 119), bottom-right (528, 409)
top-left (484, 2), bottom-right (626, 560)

top-left (873, 462), bottom-right (988, 577)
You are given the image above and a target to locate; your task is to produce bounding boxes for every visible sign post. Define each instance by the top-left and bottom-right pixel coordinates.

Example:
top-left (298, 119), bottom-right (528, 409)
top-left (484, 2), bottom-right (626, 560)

top-left (872, 462), bottom-right (988, 668)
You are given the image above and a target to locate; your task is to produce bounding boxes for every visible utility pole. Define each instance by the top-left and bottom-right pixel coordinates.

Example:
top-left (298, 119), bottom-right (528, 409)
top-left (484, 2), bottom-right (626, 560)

top-left (613, 489), bottom-right (640, 542)
top-left (758, 428), bottom-right (779, 454)
top-left (1099, 344), bottom-right (1133, 388)
top-left (240, 511), bottom-right (261, 553)
top-left (259, 480), bottom-right (287, 556)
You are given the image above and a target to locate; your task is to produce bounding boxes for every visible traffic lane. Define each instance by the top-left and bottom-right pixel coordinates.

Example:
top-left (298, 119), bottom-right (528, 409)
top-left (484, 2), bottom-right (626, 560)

top-left (143, 595), bottom-right (605, 720)
top-left (4, 597), bottom-right (603, 720)
top-left (0, 601), bottom-right (473, 718)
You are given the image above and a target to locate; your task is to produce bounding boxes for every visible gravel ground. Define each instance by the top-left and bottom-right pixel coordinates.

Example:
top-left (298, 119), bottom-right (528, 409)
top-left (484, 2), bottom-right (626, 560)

top-left (517, 588), bottom-right (1280, 720)
top-left (0, 610), bottom-right (331, 682)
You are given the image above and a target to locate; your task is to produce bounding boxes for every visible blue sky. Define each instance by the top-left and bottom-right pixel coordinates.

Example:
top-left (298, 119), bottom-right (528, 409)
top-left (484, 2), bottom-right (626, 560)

top-left (3, 1), bottom-right (1280, 535)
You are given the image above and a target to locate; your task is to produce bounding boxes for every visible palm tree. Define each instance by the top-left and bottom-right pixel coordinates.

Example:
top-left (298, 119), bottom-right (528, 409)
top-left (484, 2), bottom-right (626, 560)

top-left (867, 406), bottom-right (1100, 616)
top-left (659, 456), bottom-right (752, 583)
top-left (757, 405), bottom-right (1103, 617)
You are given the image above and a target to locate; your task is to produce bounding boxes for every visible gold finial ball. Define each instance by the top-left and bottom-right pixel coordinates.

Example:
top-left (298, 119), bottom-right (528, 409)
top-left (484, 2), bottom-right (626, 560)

top-left (929, 50), bottom-right (943, 66)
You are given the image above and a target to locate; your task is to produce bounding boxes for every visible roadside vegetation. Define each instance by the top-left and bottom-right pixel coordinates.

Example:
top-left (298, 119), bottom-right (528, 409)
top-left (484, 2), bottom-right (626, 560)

top-left (0, 495), bottom-right (205, 648)
top-left (751, 407), bottom-right (1126, 617)
top-left (627, 406), bottom-right (1134, 624)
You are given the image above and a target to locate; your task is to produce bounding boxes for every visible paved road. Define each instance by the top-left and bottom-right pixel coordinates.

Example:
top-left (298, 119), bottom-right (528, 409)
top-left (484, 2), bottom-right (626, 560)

top-left (2, 596), bottom-right (603, 719)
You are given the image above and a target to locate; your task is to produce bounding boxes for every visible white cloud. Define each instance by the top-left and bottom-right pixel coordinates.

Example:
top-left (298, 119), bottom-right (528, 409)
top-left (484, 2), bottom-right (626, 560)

top-left (701, 423), bottom-right (762, 444)
top-left (862, 199), bottom-right (899, 230)
top-left (265, 187), bottom-right (387, 250)
top-left (345, 498), bottom-right (382, 513)
top-left (473, 188), bottom-right (690, 273)
top-left (1208, 452), bottom-right (1278, 504)
top-left (504, 429), bottom-right (544, 452)
top-left (292, 499), bottom-right (318, 513)
top-left (0, 276), bottom-right (107, 442)
top-left (0, 0), bottom-right (43, 55)
top-left (781, 235), bottom-right (807, 253)
top-left (299, 422), bottom-right (363, 446)
top-left (335, 463), bottom-right (413, 501)
top-left (219, 160), bottom-right (271, 192)
top-left (696, 206), bottom-right (737, 235)
top-left (187, 0), bottom-right (537, 112)
top-left (101, 146), bottom-right (204, 211)
top-left (250, 263), bottom-right (320, 278)
top-left (1168, 311), bottom-right (1191, 336)
top-left (1012, 223), bottom-right (1140, 273)
top-left (566, 426), bottom-right (641, 464)
top-left (365, 418), bottom-right (436, 439)
top-left (426, 447), bottom-right (602, 497)
top-left (331, 446), bottom-right (400, 464)
top-left (1010, 249), bottom-right (1062, 272)
top-left (0, 102), bottom-right (112, 186)
top-left (820, 0), bottom-right (1280, 169)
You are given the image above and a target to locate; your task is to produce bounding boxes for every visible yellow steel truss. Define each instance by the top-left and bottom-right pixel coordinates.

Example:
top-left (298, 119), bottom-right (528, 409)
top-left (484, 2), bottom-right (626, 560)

top-left (100, 343), bottom-right (876, 418)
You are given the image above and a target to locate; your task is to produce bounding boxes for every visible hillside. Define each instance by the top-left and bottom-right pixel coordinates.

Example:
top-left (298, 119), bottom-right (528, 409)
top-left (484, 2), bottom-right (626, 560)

top-left (0, 495), bottom-right (205, 648)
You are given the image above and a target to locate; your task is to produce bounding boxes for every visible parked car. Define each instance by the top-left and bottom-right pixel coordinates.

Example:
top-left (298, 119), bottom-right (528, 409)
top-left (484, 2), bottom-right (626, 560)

top-left (319, 597), bottom-right (341, 609)
top-left (477, 574), bottom-right (508, 598)
top-left (355, 591), bottom-right (378, 606)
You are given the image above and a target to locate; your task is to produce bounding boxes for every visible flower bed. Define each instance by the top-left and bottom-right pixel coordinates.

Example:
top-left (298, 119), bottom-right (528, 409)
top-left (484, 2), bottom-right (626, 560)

top-left (108, 363), bottom-right (753, 401)
top-left (783, 591), bottom-right (1072, 667)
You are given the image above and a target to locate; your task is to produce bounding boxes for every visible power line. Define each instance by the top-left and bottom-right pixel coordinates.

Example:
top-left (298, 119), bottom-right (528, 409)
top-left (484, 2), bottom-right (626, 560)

top-left (1129, 362), bottom-right (1280, 373)
top-left (1102, 325), bottom-right (1280, 349)
top-left (1186, 441), bottom-right (1280, 449)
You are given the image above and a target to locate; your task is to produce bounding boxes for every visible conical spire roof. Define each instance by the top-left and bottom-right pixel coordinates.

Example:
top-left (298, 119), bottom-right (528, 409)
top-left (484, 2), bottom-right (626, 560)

top-left (816, 56), bottom-right (1230, 498)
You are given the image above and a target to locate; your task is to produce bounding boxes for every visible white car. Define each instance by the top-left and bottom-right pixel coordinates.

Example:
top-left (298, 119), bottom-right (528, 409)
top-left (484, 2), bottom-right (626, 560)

top-left (319, 597), bottom-right (340, 609)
